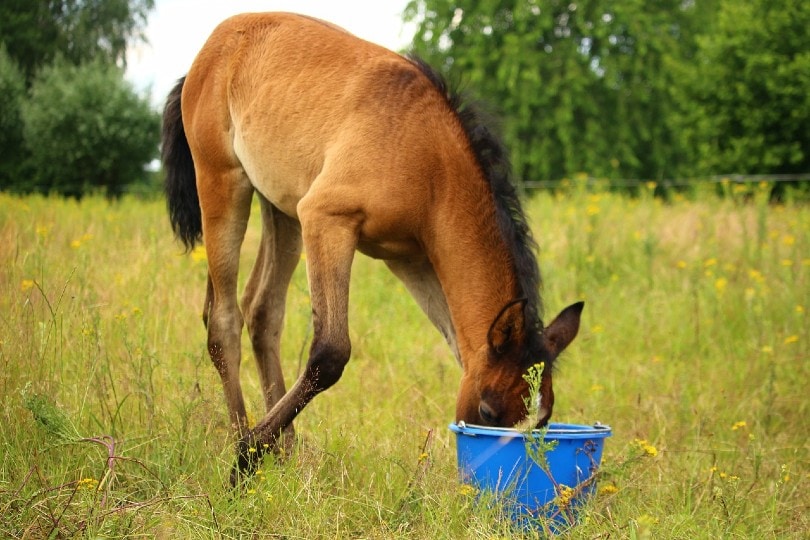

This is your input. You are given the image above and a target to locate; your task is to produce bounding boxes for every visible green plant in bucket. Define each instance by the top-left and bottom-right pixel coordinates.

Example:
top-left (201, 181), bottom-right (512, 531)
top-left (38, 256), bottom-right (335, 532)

top-left (520, 362), bottom-right (558, 469)
top-left (520, 363), bottom-right (580, 530)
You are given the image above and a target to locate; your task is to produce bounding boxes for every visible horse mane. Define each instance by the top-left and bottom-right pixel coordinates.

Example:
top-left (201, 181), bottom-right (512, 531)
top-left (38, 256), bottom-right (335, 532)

top-left (406, 55), bottom-right (546, 352)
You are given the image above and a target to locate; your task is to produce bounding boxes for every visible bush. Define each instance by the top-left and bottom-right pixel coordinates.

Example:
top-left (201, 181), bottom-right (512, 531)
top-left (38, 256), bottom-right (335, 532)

top-left (0, 44), bottom-right (27, 189)
top-left (21, 58), bottom-right (159, 197)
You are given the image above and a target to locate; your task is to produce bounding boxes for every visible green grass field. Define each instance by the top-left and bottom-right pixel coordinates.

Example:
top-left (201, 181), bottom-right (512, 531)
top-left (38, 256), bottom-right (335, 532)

top-left (1, 183), bottom-right (807, 538)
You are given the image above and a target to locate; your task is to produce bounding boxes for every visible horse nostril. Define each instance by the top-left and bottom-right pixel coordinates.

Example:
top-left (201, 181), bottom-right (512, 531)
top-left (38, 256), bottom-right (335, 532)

top-left (478, 401), bottom-right (498, 425)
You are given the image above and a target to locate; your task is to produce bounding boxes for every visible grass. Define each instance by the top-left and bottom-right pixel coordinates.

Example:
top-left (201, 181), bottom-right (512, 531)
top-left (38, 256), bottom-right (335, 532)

top-left (0, 181), bottom-right (807, 538)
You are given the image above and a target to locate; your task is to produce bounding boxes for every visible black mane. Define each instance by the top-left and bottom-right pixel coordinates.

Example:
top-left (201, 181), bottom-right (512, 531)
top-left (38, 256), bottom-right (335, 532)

top-left (407, 56), bottom-right (546, 356)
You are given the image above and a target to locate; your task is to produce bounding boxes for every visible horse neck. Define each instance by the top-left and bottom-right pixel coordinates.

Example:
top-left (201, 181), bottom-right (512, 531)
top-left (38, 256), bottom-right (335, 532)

top-left (425, 170), bottom-right (521, 361)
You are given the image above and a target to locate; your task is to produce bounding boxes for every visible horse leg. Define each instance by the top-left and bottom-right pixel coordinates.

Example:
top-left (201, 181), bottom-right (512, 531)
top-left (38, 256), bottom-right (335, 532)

top-left (385, 258), bottom-right (459, 363)
top-left (241, 197), bottom-right (301, 451)
top-left (232, 189), bottom-right (358, 483)
top-left (197, 167), bottom-right (254, 437)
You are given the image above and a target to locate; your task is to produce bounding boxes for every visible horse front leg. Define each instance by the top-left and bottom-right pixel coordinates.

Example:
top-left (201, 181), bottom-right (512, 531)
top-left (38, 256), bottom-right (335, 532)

top-left (231, 201), bottom-right (358, 484)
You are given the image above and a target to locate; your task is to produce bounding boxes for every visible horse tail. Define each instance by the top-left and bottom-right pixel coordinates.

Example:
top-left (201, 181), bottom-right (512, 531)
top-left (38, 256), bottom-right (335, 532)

top-left (161, 76), bottom-right (201, 251)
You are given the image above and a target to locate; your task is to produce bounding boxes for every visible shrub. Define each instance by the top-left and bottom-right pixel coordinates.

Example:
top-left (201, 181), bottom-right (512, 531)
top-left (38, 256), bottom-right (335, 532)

top-left (21, 58), bottom-right (159, 197)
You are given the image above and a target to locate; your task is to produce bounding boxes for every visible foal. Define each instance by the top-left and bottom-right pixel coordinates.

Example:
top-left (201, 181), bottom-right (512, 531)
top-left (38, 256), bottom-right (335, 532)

top-left (162, 12), bottom-right (583, 483)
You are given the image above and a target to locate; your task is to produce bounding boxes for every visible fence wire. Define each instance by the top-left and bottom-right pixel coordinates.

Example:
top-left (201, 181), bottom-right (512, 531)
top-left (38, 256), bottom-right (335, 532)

top-left (523, 173), bottom-right (810, 189)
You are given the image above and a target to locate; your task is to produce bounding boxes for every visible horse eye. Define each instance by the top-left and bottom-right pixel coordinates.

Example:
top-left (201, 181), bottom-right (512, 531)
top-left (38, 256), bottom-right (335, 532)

top-left (478, 401), bottom-right (499, 425)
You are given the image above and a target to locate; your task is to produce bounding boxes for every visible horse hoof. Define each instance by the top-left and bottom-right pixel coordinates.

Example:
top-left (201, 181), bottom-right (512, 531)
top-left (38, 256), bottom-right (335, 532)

top-left (229, 432), bottom-right (262, 487)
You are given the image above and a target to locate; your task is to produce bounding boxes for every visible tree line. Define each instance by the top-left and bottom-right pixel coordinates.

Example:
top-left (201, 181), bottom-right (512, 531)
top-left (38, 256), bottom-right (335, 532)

top-left (1, 1), bottom-right (808, 197)
top-left (405, 0), bottom-right (810, 188)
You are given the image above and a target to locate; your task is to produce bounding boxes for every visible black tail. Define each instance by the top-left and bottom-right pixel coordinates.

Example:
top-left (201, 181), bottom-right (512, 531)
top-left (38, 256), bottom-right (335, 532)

top-left (162, 76), bottom-right (201, 250)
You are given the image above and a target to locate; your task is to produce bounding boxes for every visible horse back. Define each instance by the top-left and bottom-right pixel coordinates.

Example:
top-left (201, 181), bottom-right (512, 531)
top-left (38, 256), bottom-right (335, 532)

top-left (181, 12), bottom-right (473, 234)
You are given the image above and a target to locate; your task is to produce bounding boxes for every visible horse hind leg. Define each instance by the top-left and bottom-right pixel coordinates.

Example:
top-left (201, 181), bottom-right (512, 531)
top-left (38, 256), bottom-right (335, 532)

top-left (241, 198), bottom-right (301, 451)
top-left (197, 165), bottom-right (254, 437)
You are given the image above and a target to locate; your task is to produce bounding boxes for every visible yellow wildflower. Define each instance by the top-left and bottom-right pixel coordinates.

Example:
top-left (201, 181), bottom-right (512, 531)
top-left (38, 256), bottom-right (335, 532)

top-left (458, 484), bottom-right (477, 497)
top-left (714, 277), bottom-right (727, 293)
top-left (599, 484), bottom-right (618, 495)
top-left (676, 260), bottom-right (687, 269)
top-left (634, 438), bottom-right (658, 457)
top-left (77, 478), bottom-right (99, 491)
top-left (745, 287), bottom-right (756, 300)
top-left (748, 269), bottom-right (765, 283)
top-left (784, 335), bottom-right (798, 345)
top-left (21, 279), bottom-right (35, 292)
top-left (555, 485), bottom-right (575, 507)
top-left (70, 239), bottom-right (82, 249)
top-left (731, 421), bottom-right (747, 431)
top-left (586, 204), bottom-right (600, 216)
top-left (781, 234), bottom-right (795, 246)
top-left (190, 245), bottom-right (207, 262)
top-left (704, 258), bottom-right (717, 268)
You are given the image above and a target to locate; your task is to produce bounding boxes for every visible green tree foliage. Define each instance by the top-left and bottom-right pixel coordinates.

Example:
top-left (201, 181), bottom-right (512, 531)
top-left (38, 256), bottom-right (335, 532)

top-left (405, 0), bottom-right (807, 183)
top-left (21, 59), bottom-right (159, 198)
top-left (0, 0), bottom-right (154, 85)
top-left (679, 0), bottom-right (810, 176)
top-left (0, 45), bottom-right (27, 187)
top-left (0, 0), bottom-right (157, 197)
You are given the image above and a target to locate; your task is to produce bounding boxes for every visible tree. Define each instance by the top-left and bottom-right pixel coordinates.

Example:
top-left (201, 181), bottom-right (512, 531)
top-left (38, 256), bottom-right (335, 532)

top-left (21, 58), bottom-right (159, 198)
top-left (0, 0), bottom-right (154, 85)
top-left (678, 0), bottom-right (810, 176)
top-left (0, 44), bottom-right (27, 188)
top-left (405, 0), bottom-right (707, 185)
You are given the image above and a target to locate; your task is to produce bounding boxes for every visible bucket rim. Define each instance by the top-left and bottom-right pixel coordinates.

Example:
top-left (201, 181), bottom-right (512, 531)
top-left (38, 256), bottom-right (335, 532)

top-left (449, 421), bottom-right (612, 439)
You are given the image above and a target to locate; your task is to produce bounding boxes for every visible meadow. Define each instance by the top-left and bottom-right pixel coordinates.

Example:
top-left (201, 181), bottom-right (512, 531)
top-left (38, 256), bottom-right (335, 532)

top-left (0, 182), bottom-right (807, 538)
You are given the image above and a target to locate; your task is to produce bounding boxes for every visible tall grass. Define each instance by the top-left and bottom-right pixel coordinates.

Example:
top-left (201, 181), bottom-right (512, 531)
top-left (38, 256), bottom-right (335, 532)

top-left (0, 183), bottom-right (806, 538)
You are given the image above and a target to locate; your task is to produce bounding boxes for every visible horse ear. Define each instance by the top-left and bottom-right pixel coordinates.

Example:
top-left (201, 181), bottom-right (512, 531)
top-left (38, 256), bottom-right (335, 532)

top-left (543, 302), bottom-right (584, 359)
top-left (487, 299), bottom-right (527, 357)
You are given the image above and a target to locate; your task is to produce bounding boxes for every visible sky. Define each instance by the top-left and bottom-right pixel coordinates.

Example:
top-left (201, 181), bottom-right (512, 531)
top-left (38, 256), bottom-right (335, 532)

top-left (125, 0), bottom-right (414, 108)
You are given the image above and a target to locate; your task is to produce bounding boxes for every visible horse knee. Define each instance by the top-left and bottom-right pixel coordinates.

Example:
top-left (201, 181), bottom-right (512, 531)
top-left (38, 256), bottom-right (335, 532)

top-left (305, 341), bottom-right (351, 392)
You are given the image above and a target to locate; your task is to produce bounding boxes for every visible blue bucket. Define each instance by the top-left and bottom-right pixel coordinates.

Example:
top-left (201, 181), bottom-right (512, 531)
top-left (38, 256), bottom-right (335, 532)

top-left (449, 422), bottom-right (611, 529)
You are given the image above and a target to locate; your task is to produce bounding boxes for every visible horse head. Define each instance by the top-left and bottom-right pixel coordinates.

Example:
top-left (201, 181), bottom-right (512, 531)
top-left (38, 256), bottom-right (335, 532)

top-left (456, 301), bottom-right (584, 429)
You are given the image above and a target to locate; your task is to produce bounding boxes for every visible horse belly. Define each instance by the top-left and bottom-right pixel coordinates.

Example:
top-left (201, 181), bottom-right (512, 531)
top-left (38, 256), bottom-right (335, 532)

top-left (357, 237), bottom-right (422, 260)
top-left (232, 129), bottom-right (314, 219)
